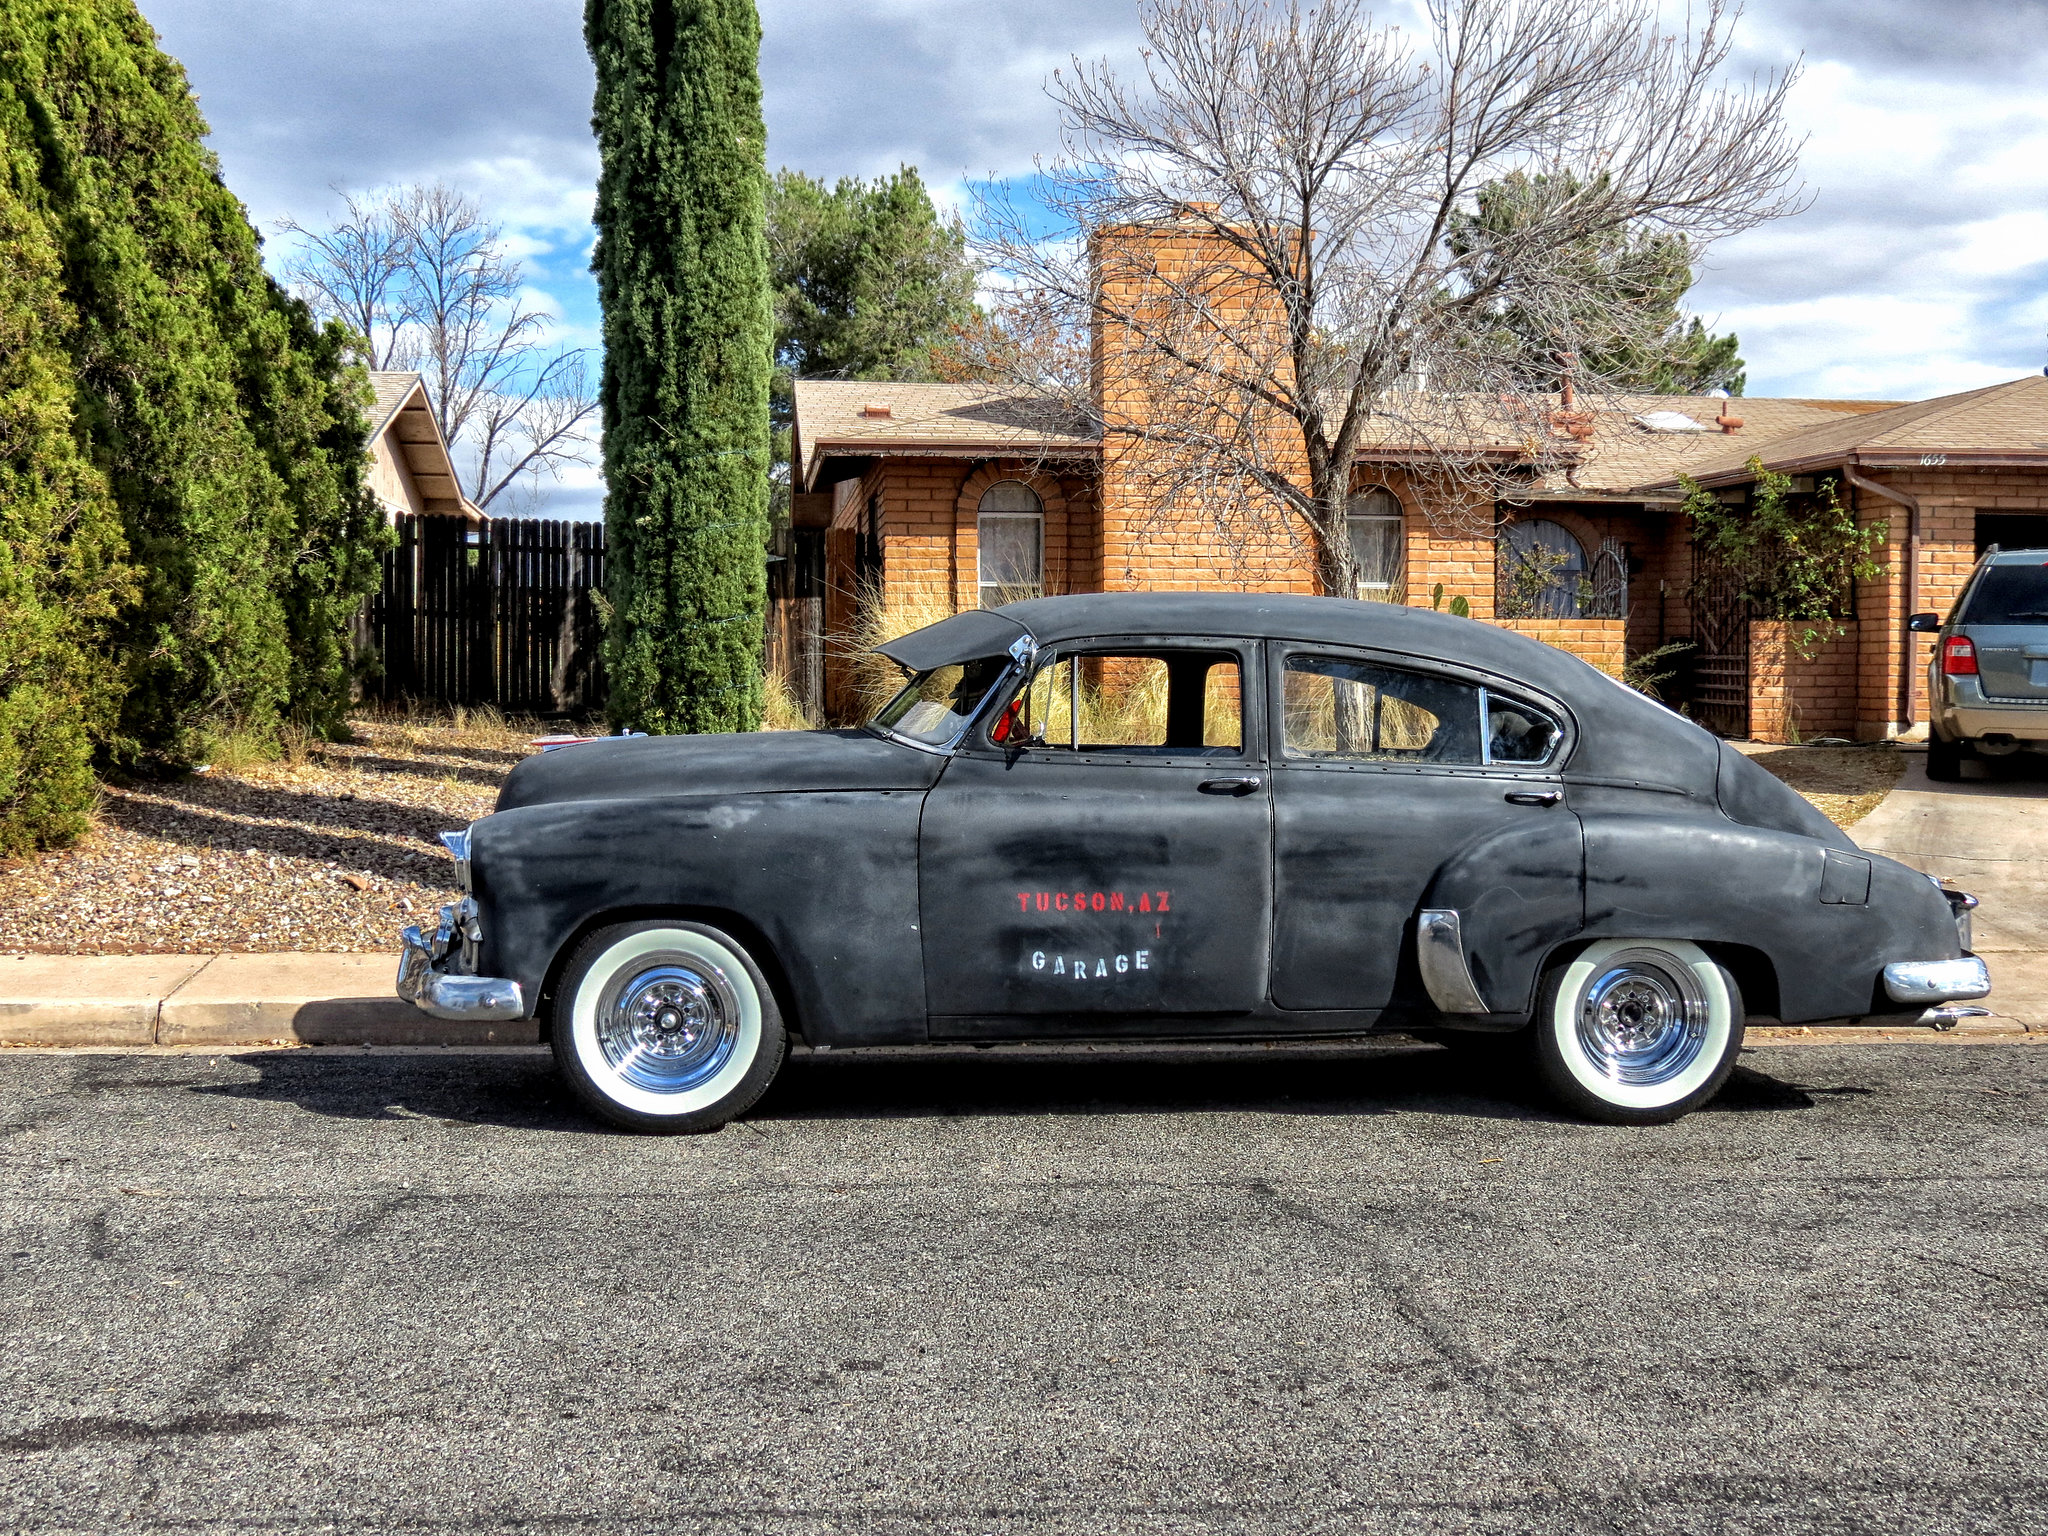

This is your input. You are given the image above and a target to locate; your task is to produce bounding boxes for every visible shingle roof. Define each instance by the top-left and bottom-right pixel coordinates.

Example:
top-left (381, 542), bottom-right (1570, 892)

top-left (368, 370), bottom-right (426, 436)
top-left (794, 380), bottom-right (1097, 487)
top-left (790, 373), bottom-right (2045, 500)
top-left (1643, 375), bottom-right (2048, 487)
top-left (1558, 394), bottom-right (1862, 495)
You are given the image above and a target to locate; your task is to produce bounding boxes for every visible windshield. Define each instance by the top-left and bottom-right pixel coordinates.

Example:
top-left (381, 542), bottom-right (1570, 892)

top-left (1962, 561), bottom-right (2048, 625)
top-left (868, 655), bottom-right (1014, 746)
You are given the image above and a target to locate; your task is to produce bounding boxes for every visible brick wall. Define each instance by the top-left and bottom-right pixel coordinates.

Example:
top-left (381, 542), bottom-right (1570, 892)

top-left (1750, 621), bottom-right (1859, 744)
top-left (1491, 618), bottom-right (1627, 678)
top-left (1847, 466), bottom-right (2048, 738)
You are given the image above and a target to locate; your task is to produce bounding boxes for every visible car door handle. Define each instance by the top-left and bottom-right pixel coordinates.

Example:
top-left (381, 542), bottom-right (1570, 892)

top-left (1199, 775), bottom-right (1263, 796)
top-left (1505, 790), bottom-right (1562, 807)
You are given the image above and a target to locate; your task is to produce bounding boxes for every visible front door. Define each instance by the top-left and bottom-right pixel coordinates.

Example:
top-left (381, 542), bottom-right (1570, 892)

top-left (1267, 646), bottom-right (1581, 1012)
top-left (919, 639), bottom-right (1271, 1030)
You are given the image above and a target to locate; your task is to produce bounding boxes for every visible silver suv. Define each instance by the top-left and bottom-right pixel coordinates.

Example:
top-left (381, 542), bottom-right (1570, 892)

top-left (1911, 546), bottom-right (2048, 780)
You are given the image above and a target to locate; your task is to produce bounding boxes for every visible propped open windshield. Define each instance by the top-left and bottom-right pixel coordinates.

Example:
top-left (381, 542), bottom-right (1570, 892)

top-left (867, 655), bottom-right (1014, 747)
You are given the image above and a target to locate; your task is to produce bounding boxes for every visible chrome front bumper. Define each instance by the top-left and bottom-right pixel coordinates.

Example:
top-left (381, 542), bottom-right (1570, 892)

top-left (396, 898), bottom-right (526, 1022)
top-left (1882, 954), bottom-right (1991, 1005)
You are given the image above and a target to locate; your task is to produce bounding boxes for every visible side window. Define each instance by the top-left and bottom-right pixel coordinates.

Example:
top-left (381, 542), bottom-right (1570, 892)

top-left (1003, 650), bottom-right (1243, 755)
top-left (1486, 695), bottom-right (1563, 766)
top-left (1281, 655), bottom-right (1483, 764)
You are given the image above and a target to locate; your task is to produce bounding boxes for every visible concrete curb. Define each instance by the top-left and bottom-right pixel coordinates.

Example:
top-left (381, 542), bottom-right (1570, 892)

top-left (0, 950), bottom-right (2039, 1050)
top-left (0, 953), bottom-right (538, 1048)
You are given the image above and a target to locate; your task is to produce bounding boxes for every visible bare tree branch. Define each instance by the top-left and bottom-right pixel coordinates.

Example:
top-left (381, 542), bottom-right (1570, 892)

top-left (975, 0), bottom-right (1803, 597)
top-left (278, 181), bottom-right (601, 514)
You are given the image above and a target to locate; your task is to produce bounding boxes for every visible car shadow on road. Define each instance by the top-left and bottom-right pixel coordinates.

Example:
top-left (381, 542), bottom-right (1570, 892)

top-left (195, 1043), bottom-right (1821, 1134)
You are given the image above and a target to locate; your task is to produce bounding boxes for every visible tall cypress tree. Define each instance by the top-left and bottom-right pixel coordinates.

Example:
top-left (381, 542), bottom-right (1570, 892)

top-left (588, 0), bottom-right (772, 735)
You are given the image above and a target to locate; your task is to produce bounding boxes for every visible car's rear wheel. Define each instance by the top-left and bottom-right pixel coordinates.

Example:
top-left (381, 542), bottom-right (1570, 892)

top-left (1532, 939), bottom-right (1743, 1125)
top-left (1926, 732), bottom-right (1965, 782)
top-left (553, 920), bottom-right (786, 1133)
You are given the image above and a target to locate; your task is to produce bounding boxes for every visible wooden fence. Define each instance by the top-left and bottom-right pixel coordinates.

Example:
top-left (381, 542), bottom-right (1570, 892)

top-left (364, 514), bottom-right (607, 716)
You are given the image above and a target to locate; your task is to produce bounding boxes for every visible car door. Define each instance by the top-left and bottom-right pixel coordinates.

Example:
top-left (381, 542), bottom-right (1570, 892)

top-left (1266, 645), bottom-right (1582, 1013)
top-left (918, 637), bottom-right (1272, 1030)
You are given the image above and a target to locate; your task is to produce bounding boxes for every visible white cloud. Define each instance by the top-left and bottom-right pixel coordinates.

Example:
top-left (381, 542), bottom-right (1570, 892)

top-left (136, 0), bottom-right (2048, 406)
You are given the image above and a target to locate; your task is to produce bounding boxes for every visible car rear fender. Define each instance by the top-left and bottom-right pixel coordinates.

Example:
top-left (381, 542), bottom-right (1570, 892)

top-left (1420, 812), bottom-right (1586, 1020)
top-left (1579, 811), bottom-right (1959, 1022)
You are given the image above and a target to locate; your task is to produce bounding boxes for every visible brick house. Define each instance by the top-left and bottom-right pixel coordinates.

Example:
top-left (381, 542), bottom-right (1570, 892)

top-left (784, 230), bottom-right (2048, 741)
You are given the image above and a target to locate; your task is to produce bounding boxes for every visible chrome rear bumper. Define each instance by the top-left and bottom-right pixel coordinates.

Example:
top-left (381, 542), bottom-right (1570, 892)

top-left (396, 900), bottom-right (525, 1022)
top-left (1882, 954), bottom-right (1991, 1005)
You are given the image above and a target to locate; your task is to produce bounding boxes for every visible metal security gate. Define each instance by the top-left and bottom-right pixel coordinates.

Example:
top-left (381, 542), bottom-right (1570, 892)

top-left (1688, 538), bottom-right (1751, 738)
top-left (366, 514), bottom-right (607, 715)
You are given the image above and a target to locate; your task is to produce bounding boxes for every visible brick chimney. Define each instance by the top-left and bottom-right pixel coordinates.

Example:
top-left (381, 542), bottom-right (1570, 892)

top-left (1087, 212), bottom-right (1300, 590)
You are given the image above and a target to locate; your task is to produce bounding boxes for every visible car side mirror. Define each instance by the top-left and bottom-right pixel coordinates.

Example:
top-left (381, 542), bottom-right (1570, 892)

top-left (1906, 612), bottom-right (1941, 634)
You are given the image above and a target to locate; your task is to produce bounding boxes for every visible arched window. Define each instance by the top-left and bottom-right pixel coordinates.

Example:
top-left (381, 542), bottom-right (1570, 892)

top-left (1498, 518), bottom-right (1588, 618)
top-left (1347, 487), bottom-right (1405, 600)
top-left (978, 479), bottom-right (1044, 607)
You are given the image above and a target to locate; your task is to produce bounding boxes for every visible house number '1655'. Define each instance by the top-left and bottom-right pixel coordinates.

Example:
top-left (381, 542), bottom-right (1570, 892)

top-left (1920, 454), bottom-right (1946, 466)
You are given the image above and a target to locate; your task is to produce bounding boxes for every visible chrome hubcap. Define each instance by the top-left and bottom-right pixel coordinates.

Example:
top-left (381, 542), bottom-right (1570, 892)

top-left (596, 958), bottom-right (742, 1093)
top-left (1575, 950), bottom-right (1709, 1087)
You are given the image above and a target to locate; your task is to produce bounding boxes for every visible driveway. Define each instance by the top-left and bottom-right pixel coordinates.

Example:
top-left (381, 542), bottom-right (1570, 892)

top-left (3, 1043), bottom-right (2046, 1534)
top-left (1851, 748), bottom-right (2048, 1025)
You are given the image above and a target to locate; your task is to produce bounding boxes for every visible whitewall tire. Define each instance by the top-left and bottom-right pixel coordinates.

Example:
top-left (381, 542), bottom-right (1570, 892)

top-left (1533, 939), bottom-right (1743, 1125)
top-left (552, 920), bottom-right (787, 1133)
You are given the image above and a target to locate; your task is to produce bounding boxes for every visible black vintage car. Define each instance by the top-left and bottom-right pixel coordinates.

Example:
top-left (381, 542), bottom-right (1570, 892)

top-left (397, 593), bottom-right (1988, 1131)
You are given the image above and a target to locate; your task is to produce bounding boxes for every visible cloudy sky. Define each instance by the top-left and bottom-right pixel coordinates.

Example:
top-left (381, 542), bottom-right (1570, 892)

top-left (140, 0), bottom-right (2048, 512)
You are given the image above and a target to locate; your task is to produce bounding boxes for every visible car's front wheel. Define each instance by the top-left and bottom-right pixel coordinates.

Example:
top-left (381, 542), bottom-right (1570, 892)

top-left (1532, 939), bottom-right (1743, 1125)
top-left (553, 920), bottom-right (787, 1133)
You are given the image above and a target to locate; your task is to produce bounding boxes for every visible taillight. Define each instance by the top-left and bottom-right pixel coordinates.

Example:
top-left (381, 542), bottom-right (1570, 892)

top-left (1942, 635), bottom-right (1978, 676)
top-left (990, 699), bottom-right (1022, 743)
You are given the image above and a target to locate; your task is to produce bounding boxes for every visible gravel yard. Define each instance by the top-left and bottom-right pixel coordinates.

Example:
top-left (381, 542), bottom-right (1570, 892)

top-left (0, 711), bottom-right (558, 956)
top-left (1741, 741), bottom-right (1906, 827)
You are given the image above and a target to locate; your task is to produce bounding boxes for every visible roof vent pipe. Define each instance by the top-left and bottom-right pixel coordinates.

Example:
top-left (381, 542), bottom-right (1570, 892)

top-left (1716, 406), bottom-right (1744, 433)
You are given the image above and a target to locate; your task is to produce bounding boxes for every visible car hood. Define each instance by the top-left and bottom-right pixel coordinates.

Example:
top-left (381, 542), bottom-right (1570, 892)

top-left (493, 728), bottom-right (947, 813)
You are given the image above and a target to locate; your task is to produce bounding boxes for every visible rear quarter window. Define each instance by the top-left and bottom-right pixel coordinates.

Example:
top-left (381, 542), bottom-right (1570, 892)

top-left (1962, 562), bottom-right (2048, 625)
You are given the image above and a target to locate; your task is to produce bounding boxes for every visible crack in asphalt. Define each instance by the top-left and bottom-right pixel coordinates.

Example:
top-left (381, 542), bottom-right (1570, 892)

top-left (0, 1407), bottom-right (412, 1456)
top-left (1243, 1176), bottom-right (1648, 1534)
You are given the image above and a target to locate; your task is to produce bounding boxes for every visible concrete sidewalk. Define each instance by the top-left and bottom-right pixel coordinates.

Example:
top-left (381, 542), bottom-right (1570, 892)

top-left (0, 952), bottom-right (536, 1047)
top-left (0, 947), bottom-right (2038, 1049)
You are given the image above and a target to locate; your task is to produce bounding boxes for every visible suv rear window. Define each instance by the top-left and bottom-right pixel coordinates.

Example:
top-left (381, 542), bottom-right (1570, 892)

top-left (1962, 562), bottom-right (2048, 625)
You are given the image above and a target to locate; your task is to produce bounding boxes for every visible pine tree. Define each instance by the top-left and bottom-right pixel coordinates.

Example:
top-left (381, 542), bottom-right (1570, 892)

top-left (766, 166), bottom-right (977, 515)
top-left (0, 126), bottom-right (132, 853)
top-left (588, 0), bottom-right (773, 735)
top-left (0, 0), bottom-right (383, 783)
top-left (1451, 171), bottom-right (1748, 396)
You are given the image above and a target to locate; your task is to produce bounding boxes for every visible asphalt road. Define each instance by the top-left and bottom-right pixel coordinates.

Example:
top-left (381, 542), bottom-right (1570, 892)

top-left (2, 1041), bottom-right (2045, 1536)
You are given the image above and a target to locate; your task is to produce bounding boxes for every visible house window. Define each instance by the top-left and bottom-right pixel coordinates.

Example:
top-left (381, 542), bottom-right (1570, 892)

top-left (1347, 488), bottom-right (1406, 601)
top-left (978, 480), bottom-right (1044, 607)
top-left (1498, 518), bottom-right (1588, 618)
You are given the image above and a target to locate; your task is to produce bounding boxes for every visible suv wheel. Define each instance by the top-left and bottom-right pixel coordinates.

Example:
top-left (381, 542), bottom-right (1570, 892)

top-left (1926, 732), bottom-right (1965, 783)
